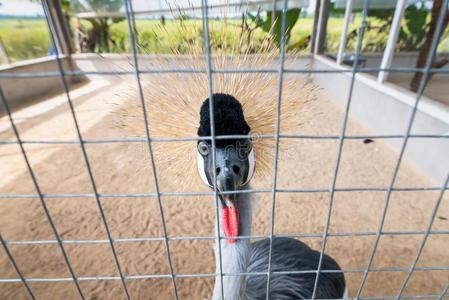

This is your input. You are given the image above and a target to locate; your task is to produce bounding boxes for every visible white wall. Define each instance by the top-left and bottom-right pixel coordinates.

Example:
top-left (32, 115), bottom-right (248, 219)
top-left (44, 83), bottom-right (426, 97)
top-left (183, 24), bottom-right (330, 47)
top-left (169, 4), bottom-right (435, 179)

top-left (311, 55), bottom-right (449, 185)
top-left (0, 56), bottom-right (85, 110)
top-left (332, 52), bottom-right (449, 70)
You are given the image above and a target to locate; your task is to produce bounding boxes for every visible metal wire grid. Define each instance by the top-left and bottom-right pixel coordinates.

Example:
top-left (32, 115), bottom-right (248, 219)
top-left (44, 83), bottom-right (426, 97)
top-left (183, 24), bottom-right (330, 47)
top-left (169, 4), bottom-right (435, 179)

top-left (265, 0), bottom-right (289, 298)
top-left (200, 0), bottom-right (225, 298)
top-left (355, 0), bottom-right (449, 297)
top-left (0, 0), bottom-right (448, 299)
top-left (312, 1), bottom-right (371, 298)
top-left (123, 0), bottom-right (179, 298)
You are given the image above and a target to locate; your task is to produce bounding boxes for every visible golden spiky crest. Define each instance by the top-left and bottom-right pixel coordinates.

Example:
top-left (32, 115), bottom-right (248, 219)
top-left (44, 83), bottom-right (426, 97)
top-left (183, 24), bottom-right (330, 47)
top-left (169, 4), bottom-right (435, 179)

top-left (114, 13), bottom-right (318, 191)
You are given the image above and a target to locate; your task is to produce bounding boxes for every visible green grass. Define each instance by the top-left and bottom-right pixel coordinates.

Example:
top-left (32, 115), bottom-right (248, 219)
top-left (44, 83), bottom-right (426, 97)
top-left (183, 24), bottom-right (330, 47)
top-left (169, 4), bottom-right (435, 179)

top-left (106, 18), bottom-right (315, 54)
top-left (1, 16), bottom-right (448, 64)
top-left (0, 18), bottom-right (51, 63)
top-left (108, 19), bottom-right (279, 54)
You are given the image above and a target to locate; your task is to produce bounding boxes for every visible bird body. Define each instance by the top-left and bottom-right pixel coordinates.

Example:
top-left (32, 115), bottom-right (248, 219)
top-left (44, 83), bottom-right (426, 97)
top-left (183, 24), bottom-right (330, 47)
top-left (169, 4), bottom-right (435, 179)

top-left (247, 237), bottom-right (346, 299)
top-left (212, 191), bottom-right (346, 300)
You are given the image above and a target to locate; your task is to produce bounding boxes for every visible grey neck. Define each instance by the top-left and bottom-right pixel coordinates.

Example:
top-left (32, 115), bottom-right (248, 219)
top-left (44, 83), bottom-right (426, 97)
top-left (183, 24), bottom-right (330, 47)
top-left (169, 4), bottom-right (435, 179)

top-left (212, 191), bottom-right (253, 300)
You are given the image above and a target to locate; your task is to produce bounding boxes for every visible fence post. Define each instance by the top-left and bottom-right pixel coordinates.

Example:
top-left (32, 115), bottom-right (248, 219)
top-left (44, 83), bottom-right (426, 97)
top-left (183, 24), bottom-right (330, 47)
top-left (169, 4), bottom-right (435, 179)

top-left (313, 0), bottom-right (330, 55)
top-left (46, 0), bottom-right (73, 55)
top-left (336, 0), bottom-right (353, 64)
top-left (377, 0), bottom-right (407, 83)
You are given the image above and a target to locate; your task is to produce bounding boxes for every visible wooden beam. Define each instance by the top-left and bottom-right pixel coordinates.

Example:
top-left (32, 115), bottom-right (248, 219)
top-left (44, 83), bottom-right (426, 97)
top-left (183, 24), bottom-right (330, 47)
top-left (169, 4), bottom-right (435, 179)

top-left (46, 0), bottom-right (73, 55)
top-left (410, 0), bottom-right (449, 91)
top-left (313, 0), bottom-right (330, 55)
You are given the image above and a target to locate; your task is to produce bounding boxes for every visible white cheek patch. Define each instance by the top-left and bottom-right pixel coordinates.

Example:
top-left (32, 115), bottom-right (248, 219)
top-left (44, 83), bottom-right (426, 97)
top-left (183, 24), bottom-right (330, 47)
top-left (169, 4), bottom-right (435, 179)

top-left (242, 147), bottom-right (255, 186)
top-left (197, 151), bottom-right (212, 187)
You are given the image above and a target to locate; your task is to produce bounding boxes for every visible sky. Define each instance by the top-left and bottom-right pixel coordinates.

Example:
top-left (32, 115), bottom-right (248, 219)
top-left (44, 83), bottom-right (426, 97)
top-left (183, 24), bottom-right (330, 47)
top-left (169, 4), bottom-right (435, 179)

top-left (0, 0), bottom-right (427, 18)
top-left (0, 0), bottom-right (45, 17)
top-left (0, 0), bottom-right (316, 17)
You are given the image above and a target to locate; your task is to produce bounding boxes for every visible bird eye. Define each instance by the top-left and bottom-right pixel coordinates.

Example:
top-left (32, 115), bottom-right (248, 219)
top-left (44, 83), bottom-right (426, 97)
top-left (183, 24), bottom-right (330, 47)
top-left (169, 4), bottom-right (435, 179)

top-left (198, 141), bottom-right (210, 156)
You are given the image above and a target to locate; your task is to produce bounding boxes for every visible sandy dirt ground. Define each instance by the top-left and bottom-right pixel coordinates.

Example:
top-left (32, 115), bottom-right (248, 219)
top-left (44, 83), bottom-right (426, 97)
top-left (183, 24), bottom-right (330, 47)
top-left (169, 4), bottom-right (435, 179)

top-left (0, 74), bottom-right (448, 300)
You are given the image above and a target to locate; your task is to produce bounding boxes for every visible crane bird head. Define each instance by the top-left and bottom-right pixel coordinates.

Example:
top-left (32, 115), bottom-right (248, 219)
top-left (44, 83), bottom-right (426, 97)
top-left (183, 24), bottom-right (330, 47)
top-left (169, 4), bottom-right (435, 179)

top-left (197, 93), bottom-right (255, 244)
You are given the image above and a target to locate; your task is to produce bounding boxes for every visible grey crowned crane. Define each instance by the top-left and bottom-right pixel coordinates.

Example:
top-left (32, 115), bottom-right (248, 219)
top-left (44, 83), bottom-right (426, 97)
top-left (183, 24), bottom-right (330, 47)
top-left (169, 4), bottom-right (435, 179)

top-left (196, 94), bottom-right (346, 300)
top-left (117, 35), bottom-right (344, 298)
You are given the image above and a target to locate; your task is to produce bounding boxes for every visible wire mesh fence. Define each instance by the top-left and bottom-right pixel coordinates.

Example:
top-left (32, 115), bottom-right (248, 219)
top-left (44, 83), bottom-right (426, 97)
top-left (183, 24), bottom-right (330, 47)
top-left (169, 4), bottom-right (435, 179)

top-left (0, 0), bottom-right (449, 299)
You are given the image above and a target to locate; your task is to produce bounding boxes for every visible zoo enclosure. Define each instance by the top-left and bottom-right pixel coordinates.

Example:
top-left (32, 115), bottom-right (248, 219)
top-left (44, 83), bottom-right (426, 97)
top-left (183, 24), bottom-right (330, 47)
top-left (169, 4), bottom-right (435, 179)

top-left (0, 0), bottom-right (449, 299)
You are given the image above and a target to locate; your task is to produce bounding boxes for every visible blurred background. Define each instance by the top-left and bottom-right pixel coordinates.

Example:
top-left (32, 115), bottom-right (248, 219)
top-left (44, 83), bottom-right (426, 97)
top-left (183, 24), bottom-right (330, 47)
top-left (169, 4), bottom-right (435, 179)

top-left (1, 0), bottom-right (449, 99)
top-left (1, 1), bottom-right (449, 299)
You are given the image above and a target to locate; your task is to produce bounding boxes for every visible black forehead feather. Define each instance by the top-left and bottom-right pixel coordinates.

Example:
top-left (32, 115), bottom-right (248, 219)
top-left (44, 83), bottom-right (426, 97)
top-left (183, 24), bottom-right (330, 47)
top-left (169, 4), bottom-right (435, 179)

top-left (197, 93), bottom-right (251, 139)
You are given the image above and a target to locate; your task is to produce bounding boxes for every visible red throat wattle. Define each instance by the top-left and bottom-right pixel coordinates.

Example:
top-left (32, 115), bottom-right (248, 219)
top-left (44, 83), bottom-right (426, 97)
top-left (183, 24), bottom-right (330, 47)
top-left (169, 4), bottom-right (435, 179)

top-left (222, 207), bottom-right (239, 244)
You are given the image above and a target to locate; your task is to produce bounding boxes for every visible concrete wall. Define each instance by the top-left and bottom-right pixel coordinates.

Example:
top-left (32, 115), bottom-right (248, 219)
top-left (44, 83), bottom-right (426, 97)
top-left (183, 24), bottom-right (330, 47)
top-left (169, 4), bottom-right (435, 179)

top-left (0, 56), bottom-right (85, 110)
top-left (311, 55), bottom-right (449, 185)
top-left (332, 52), bottom-right (449, 70)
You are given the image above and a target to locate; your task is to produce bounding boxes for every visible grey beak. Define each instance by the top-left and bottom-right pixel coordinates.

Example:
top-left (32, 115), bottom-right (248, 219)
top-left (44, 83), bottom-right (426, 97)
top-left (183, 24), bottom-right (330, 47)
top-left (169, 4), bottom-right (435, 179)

top-left (215, 148), bottom-right (245, 208)
top-left (217, 169), bottom-right (238, 208)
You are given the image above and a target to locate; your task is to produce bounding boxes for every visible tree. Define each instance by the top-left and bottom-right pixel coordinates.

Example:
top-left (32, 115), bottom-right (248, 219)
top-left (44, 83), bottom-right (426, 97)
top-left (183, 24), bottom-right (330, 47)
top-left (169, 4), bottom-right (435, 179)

top-left (338, 2), bottom-right (430, 53)
top-left (247, 8), bottom-right (302, 49)
top-left (398, 3), bottom-right (429, 51)
top-left (69, 0), bottom-right (124, 52)
top-left (410, 0), bottom-right (449, 92)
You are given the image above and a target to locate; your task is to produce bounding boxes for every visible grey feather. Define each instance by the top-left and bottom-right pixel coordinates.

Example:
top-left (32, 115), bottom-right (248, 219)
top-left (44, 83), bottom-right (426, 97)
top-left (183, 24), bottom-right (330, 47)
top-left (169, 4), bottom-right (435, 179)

top-left (245, 237), bottom-right (346, 299)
